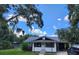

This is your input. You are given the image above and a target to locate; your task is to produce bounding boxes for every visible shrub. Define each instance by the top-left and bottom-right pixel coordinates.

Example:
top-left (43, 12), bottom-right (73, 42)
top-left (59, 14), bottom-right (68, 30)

top-left (0, 40), bottom-right (12, 49)
top-left (21, 42), bottom-right (32, 51)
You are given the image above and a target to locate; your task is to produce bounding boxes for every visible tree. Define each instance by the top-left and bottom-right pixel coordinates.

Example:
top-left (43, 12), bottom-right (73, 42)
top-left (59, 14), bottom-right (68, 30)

top-left (0, 21), bottom-right (18, 49)
top-left (0, 5), bottom-right (18, 49)
top-left (57, 4), bottom-right (79, 43)
top-left (68, 4), bottom-right (79, 28)
top-left (0, 4), bottom-right (43, 32)
top-left (17, 34), bottom-right (32, 43)
top-left (57, 28), bottom-right (79, 43)
top-left (0, 4), bottom-right (44, 49)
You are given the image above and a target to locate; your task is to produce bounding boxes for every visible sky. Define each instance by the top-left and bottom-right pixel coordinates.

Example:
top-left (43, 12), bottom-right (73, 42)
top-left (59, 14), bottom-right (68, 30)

top-left (35, 4), bottom-right (70, 35)
top-left (3, 4), bottom-right (70, 36)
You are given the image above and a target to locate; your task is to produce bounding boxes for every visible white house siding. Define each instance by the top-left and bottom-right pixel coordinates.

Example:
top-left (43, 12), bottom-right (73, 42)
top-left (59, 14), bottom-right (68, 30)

top-left (32, 47), bottom-right (42, 51)
top-left (45, 48), bottom-right (56, 52)
top-left (54, 43), bottom-right (57, 52)
top-left (32, 43), bottom-right (57, 52)
top-left (32, 43), bottom-right (34, 51)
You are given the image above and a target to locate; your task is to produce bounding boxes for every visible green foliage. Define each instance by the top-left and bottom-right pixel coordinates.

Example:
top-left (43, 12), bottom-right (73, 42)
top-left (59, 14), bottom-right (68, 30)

top-left (0, 9), bottom-right (19, 49)
top-left (21, 42), bottom-right (32, 51)
top-left (17, 34), bottom-right (32, 43)
top-left (0, 40), bottom-right (12, 49)
top-left (0, 14), bottom-right (18, 49)
top-left (0, 4), bottom-right (43, 31)
top-left (57, 27), bottom-right (79, 43)
top-left (0, 4), bottom-right (43, 49)
top-left (57, 5), bottom-right (79, 43)
top-left (68, 4), bottom-right (79, 27)
top-left (0, 27), bottom-right (18, 49)
top-left (0, 4), bottom-right (43, 50)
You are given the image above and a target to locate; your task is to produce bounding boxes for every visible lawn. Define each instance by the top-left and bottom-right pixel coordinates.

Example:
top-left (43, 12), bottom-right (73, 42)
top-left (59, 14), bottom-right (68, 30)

top-left (0, 48), bottom-right (35, 55)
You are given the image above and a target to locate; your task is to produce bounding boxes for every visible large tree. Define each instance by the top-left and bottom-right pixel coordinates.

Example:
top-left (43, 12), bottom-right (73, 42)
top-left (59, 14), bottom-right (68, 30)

top-left (57, 4), bottom-right (79, 43)
top-left (0, 4), bottom-right (43, 32)
top-left (68, 4), bottom-right (79, 28)
top-left (57, 27), bottom-right (79, 43)
top-left (0, 4), bottom-right (44, 49)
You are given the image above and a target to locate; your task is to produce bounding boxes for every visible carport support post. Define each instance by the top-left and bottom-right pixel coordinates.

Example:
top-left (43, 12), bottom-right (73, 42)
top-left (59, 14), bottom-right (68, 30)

top-left (32, 42), bottom-right (34, 52)
top-left (54, 42), bottom-right (57, 52)
top-left (69, 43), bottom-right (71, 48)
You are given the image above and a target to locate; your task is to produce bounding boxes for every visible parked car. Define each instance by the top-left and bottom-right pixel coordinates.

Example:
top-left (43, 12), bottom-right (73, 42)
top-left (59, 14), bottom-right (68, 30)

top-left (67, 44), bottom-right (79, 55)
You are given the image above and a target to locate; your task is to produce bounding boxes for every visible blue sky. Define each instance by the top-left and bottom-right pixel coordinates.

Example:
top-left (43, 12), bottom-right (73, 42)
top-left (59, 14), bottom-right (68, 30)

top-left (35, 4), bottom-right (70, 35)
top-left (3, 4), bottom-right (70, 36)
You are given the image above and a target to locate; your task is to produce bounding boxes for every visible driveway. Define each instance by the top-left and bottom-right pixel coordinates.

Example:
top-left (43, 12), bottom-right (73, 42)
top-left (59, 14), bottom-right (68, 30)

top-left (56, 51), bottom-right (67, 55)
top-left (39, 51), bottom-right (67, 55)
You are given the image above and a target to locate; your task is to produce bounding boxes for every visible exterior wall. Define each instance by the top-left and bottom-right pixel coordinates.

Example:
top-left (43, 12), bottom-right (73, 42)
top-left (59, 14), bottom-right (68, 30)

top-left (32, 42), bottom-right (57, 52)
top-left (69, 43), bottom-right (71, 47)
top-left (54, 43), bottom-right (56, 52)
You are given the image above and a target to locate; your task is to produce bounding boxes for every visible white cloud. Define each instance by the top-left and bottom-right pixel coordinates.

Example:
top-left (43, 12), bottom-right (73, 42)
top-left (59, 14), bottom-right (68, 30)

top-left (43, 31), bottom-right (47, 35)
top-left (57, 18), bottom-right (62, 21)
top-left (3, 13), bottom-right (27, 22)
top-left (53, 25), bottom-right (58, 30)
top-left (48, 34), bottom-right (58, 37)
top-left (3, 14), bottom-right (14, 20)
top-left (29, 26), bottom-right (47, 36)
top-left (18, 16), bottom-right (27, 22)
top-left (64, 15), bottom-right (69, 21)
top-left (50, 35), bottom-right (58, 37)
top-left (6, 15), bottom-right (27, 22)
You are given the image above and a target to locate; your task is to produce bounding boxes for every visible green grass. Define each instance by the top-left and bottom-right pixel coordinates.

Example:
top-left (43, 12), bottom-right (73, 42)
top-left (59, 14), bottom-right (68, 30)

top-left (0, 48), bottom-right (35, 55)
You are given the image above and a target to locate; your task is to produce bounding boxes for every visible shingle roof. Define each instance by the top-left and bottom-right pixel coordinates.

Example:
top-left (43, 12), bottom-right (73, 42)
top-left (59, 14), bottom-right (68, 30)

top-left (24, 36), bottom-right (60, 42)
top-left (46, 36), bottom-right (60, 42)
top-left (24, 36), bottom-right (39, 42)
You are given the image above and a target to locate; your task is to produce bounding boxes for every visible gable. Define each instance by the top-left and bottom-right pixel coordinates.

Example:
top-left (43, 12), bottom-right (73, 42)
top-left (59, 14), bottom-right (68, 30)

top-left (25, 36), bottom-right (60, 42)
top-left (32, 36), bottom-right (57, 42)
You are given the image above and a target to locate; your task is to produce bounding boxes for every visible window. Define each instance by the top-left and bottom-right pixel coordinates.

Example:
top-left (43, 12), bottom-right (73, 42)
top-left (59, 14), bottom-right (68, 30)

top-left (46, 42), bottom-right (54, 47)
top-left (34, 43), bottom-right (41, 47)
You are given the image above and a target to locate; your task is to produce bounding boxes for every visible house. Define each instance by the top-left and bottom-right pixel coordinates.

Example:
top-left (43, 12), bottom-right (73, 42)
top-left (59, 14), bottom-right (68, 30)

top-left (25, 36), bottom-right (71, 52)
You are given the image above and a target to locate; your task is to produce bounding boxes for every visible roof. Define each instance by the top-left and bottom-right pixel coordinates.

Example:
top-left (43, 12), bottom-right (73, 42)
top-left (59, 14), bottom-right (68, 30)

top-left (24, 36), bottom-right (60, 42)
top-left (47, 36), bottom-right (60, 42)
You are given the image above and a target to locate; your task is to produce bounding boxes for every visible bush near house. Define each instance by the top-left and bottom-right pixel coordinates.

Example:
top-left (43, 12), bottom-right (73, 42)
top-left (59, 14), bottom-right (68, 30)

top-left (21, 42), bottom-right (32, 51)
top-left (2, 41), bottom-right (12, 49)
top-left (0, 40), bottom-right (13, 50)
top-left (17, 34), bottom-right (32, 43)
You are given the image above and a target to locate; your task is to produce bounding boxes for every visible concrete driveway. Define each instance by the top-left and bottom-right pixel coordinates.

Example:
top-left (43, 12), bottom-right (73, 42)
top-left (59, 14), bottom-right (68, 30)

top-left (56, 51), bottom-right (67, 55)
top-left (37, 51), bottom-right (68, 55)
top-left (39, 51), bottom-right (68, 55)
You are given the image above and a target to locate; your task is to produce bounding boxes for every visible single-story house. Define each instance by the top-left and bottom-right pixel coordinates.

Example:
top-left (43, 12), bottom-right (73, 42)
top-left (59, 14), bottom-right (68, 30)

top-left (25, 36), bottom-right (71, 52)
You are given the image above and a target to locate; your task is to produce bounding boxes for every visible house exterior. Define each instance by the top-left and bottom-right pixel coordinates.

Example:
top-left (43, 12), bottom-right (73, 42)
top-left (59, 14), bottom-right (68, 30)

top-left (25, 36), bottom-right (71, 52)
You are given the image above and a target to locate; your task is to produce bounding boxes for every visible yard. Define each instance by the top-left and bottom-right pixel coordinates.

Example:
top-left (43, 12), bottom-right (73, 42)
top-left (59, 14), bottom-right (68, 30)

top-left (0, 48), bottom-right (35, 55)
